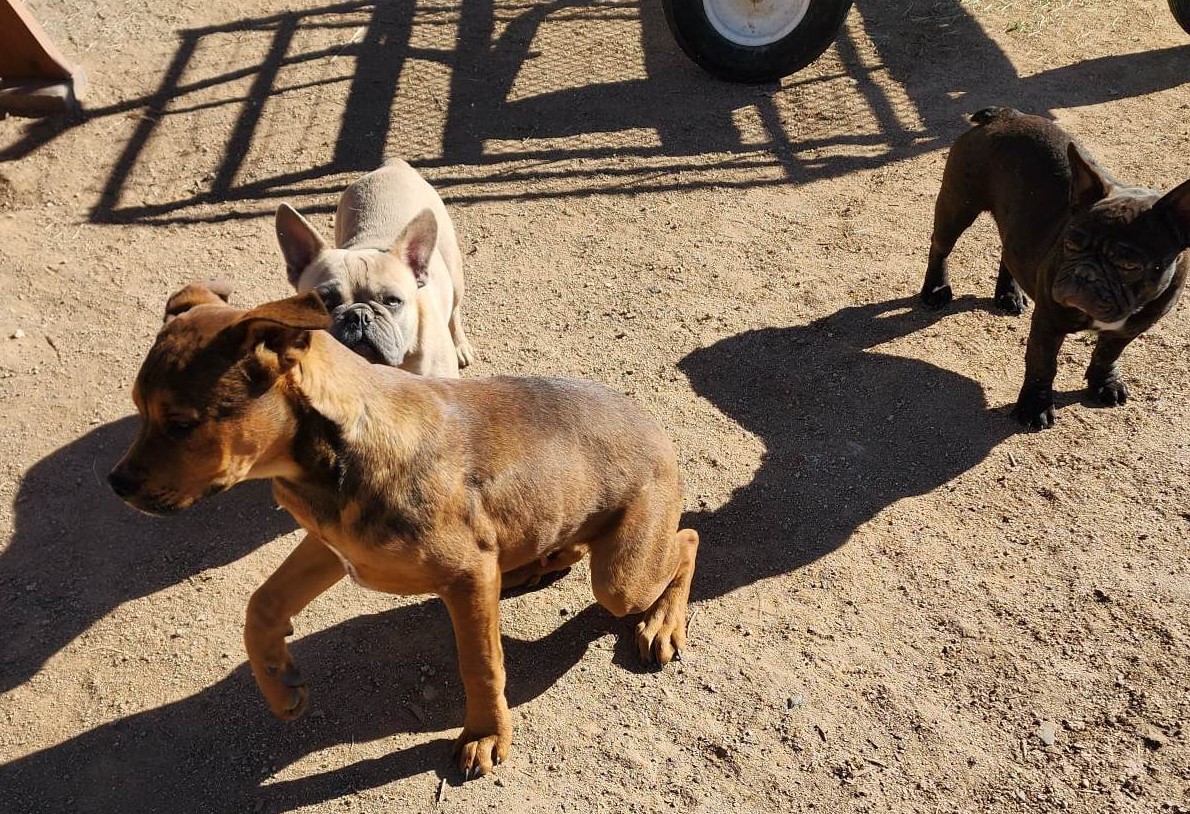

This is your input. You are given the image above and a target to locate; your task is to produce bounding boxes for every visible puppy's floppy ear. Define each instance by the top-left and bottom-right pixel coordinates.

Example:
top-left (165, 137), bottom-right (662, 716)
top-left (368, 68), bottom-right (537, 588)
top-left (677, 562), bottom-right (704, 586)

top-left (1068, 142), bottom-right (1112, 211)
top-left (391, 209), bottom-right (437, 288)
top-left (164, 280), bottom-right (233, 323)
top-left (276, 204), bottom-right (328, 288)
top-left (229, 292), bottom-right (332, 373)
top-left (1154, 176), bottom-right (1190, 249)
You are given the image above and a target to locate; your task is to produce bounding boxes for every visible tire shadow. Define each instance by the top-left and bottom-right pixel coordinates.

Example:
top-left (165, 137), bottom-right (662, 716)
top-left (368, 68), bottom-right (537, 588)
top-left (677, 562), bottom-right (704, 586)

top-left (678, 296), bottom-right (1017, 601)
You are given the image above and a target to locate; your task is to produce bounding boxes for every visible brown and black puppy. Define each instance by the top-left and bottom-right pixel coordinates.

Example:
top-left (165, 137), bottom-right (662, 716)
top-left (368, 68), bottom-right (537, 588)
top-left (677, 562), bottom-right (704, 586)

top-left (107, 285), bottom-right (698, 777)
top-left (920, 107), bottom-right (1190, 429)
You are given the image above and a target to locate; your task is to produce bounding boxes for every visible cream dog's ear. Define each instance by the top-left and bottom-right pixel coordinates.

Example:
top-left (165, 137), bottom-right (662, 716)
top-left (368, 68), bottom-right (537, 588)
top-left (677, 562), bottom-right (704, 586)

top-left (391, 209), bottom-right (437, 288)
top-left (276, 203), bottom-right (328, 288)
top-left (163, 280), bottom-right (233, 323)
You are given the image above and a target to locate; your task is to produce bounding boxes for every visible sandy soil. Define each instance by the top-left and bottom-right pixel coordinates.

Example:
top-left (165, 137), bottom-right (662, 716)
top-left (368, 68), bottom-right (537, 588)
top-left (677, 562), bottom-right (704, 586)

top-left (1, 0), bottom-right (1188, 812)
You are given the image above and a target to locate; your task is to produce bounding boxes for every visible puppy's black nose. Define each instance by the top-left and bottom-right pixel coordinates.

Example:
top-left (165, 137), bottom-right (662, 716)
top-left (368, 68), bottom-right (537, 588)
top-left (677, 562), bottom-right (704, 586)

top-left (107, 467), bottom-right (142, 499)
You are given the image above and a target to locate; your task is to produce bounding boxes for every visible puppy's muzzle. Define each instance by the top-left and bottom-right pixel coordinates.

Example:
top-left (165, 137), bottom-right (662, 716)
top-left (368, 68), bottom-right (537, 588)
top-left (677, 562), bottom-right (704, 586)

top-left (107, 465), bottom-right (144, 499)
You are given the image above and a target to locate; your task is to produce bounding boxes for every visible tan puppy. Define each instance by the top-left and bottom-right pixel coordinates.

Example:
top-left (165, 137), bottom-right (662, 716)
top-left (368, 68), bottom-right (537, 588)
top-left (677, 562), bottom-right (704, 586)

top-left (275, 159), bottom-right (473, 376)
top-left (108, 285), bottom-right (698, 777)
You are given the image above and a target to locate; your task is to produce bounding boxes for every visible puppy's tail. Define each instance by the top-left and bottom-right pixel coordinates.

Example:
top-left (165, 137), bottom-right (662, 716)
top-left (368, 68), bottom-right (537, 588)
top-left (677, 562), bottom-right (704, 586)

top-left (969, 106), bottom-right (1018, 126)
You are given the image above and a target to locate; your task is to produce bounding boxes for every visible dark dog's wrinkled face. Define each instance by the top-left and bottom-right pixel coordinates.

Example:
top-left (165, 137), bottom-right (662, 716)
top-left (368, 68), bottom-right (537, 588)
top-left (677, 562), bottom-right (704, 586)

top-left (1051, 146), bottom-right (1190, 327)
top-left (107, 286), bottom-right (330, 516)
top-left (275, 205), bottom-right (437, 366)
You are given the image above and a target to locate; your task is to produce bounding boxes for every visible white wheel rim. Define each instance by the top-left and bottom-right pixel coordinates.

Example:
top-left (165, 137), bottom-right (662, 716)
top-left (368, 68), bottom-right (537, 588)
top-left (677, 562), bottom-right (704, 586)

top-left (702, 0), bottom-right (811, 47)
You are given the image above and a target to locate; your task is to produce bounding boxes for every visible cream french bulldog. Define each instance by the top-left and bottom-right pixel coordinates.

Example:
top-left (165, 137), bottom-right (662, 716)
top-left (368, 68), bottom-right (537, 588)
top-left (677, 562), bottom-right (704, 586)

top-left (275, 159), bottom-right (474, 376)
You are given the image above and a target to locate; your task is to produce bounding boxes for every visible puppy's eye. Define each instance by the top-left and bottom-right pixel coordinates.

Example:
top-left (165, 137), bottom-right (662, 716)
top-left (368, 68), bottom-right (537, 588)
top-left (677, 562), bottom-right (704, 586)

top-left (382, 294), bottom-right (403, 307)
top-left (164, 417), bottom-right (198, 439)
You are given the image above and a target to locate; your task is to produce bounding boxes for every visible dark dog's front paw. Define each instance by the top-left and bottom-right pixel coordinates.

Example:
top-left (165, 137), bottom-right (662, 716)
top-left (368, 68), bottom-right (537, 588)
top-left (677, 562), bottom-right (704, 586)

top-left (919, 282), bottom-right (953, 309)
top-left (995, 289), bottom-right (1028, 316)
top-left (1089, 378), bottom-right (1129, 406)
top-left (1011, 390), bottom-right (1055, 430)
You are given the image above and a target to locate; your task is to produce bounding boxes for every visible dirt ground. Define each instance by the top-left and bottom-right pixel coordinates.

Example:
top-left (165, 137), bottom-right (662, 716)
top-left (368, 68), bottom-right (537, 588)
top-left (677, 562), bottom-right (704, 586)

top-left (1, 0), bottom-right (1188, 811)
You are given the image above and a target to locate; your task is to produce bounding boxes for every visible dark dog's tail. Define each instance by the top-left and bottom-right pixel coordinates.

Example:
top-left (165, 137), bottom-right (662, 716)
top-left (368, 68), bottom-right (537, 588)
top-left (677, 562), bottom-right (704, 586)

top-left (969, 106), bottom-right (1018, 126)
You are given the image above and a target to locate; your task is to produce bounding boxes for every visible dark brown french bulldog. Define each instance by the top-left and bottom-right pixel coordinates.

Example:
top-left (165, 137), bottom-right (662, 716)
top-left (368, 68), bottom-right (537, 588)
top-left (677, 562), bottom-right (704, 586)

top-left (920, 107), bottom-right (1190, 429)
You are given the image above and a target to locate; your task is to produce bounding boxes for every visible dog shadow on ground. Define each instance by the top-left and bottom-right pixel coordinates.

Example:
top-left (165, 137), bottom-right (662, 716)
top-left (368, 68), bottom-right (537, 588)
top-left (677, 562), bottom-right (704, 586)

top-left (0, 416), bottom-right (296, 695)
top-left (0, 594), bottom-right (612, 813)
top-left (0, 297), bottom-right (1020, 808)
top-left (679, 295), bottom-right (1018, 601)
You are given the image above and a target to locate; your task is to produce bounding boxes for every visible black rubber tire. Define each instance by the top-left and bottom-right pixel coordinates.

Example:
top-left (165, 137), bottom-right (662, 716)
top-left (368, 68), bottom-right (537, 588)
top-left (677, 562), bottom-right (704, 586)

top-left (1171, 0), bottom-right (1190, 34)
top-left (663, 0), bottom-right (854, 83)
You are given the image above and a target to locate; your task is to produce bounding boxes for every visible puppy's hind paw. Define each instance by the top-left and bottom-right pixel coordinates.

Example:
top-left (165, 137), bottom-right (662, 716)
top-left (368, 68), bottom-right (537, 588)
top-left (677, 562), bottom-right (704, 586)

top-left (919, 283), bottom-right (953, 310)
top-left (995, 290), bottom-right (1028, 316)
top-left (1089, 379), bottom-right (1129, 407)
top-left (635, 603), bottom-right (687, 668)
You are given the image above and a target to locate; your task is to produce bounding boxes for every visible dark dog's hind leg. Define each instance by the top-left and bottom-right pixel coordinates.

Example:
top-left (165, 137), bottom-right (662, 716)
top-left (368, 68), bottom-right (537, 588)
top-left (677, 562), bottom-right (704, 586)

top-left (921, 190), bottom-right (979, 309)
top-left (994, 259), bottom-right (1027, 315)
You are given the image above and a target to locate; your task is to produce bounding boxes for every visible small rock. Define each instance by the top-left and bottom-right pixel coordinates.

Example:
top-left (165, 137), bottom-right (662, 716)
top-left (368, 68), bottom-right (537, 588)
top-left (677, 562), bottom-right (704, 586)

top-left (1139, 726), bottom-right (1166, 750)
top-left (1092, 588), bottom-right (1111, 603)
top-left (1038, 721), bottom-right (1057, 746)
top-left (10, 329), bottom-right (25, 339)
top-left (787, 694), bottom-right (805, 709)
top-left (494, 776), bottom-right (506, 787)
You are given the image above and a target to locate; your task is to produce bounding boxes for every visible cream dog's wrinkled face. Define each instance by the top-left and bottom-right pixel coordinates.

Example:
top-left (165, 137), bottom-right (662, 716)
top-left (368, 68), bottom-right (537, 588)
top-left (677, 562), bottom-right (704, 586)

top-left (275, 205), bottom-right (436, 366)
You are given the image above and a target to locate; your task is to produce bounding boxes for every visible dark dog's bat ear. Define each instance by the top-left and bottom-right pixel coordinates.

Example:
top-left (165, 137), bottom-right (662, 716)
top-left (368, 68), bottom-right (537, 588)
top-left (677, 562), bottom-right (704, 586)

top-left (391, 209), bottom-right (437, 288)
top-left (229, 292), bottom-right (332, 372)
top-left (1154, 176), bottom-right (1190, 248)
top-left (1068, 142), bottom-right (1112, 211)
top-left (164, 280), bottom-right (234, 323)
top-left (276, 204), bottom-right (328, 288)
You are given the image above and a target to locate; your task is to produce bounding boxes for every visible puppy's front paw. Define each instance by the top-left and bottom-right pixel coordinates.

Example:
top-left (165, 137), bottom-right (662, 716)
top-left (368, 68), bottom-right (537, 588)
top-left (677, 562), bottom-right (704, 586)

top-left (1089, 378), bottom-right (1129, 406)
top-left (453, 726), bottom-right (511, 778)
top-left (919, 282), bottom-right (953, 309)
top-left (1011, 390), bottom-right (1055, 430)
top-left (249, 654), bottom-right (309, 720)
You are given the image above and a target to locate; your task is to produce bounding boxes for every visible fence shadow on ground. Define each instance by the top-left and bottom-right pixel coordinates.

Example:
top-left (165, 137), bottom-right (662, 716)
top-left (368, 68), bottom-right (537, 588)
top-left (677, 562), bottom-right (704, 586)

top-left (2, 1), bottom-right (1182, 222)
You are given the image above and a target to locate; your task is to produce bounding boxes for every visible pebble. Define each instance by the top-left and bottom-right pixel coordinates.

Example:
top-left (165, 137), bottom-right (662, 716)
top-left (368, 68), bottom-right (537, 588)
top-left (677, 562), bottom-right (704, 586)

top-left (10, 329), bottom-right (25, 339)
top-left (1038, 720), bottom-right (1057, 746)
top-left (1139, 726), bottom-right (1166, 750)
